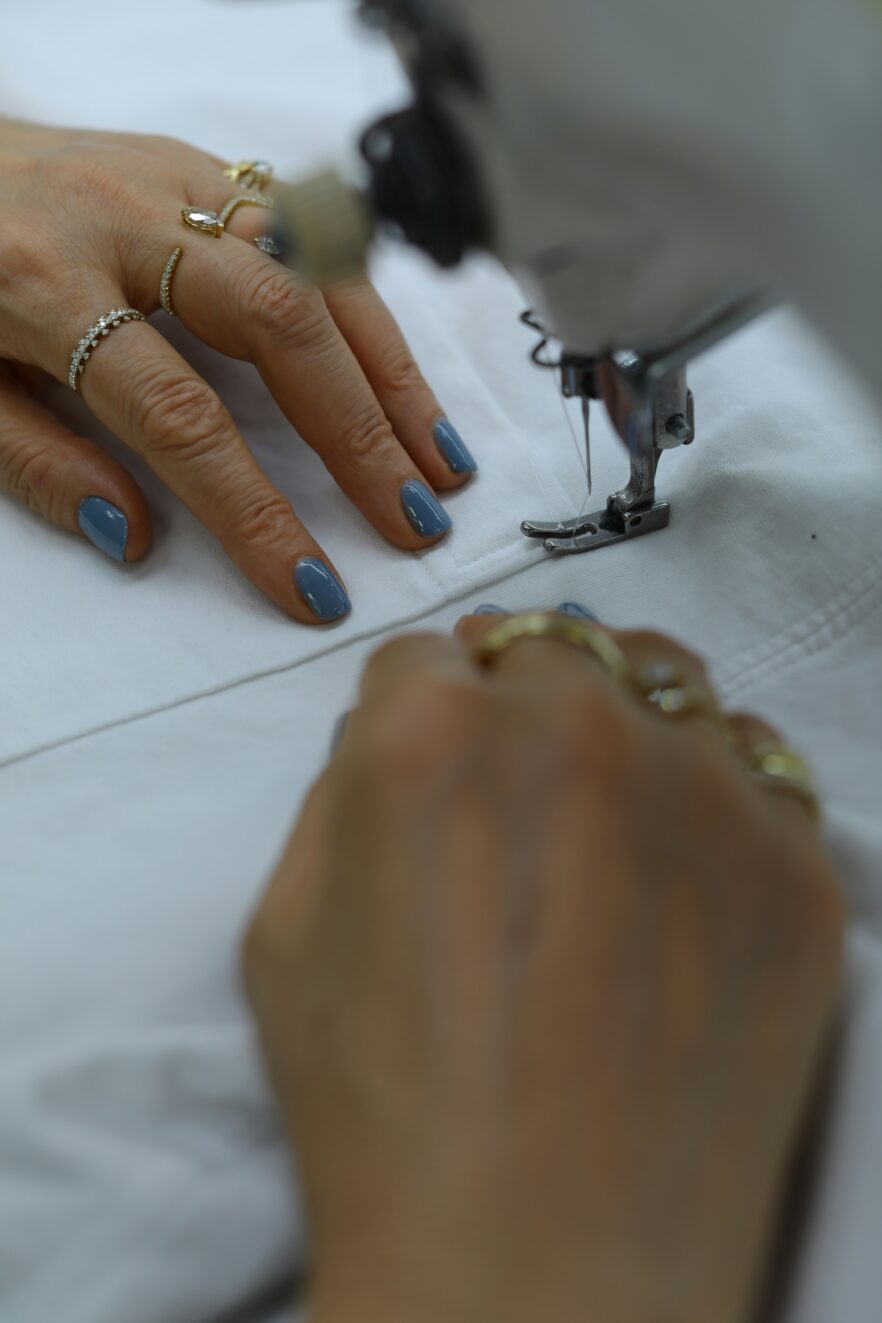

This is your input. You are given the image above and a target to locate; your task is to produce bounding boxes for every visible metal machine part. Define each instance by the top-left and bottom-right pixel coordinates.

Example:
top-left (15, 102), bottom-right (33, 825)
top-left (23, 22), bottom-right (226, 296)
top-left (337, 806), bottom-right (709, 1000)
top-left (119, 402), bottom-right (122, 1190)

top-left (274, 0), bottom-right (780, 555)
top-left (521, 355), bottom-right (693, 556)
top-left (519, 293), bottom-right (765, 555)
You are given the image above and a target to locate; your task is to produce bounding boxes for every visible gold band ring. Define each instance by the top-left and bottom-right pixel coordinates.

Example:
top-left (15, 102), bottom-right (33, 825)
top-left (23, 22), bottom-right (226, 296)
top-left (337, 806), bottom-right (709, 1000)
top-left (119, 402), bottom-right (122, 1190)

top-left (473, 612), bottom-right (631, 686)
top-left (735, 741), bottom-right (820, 818)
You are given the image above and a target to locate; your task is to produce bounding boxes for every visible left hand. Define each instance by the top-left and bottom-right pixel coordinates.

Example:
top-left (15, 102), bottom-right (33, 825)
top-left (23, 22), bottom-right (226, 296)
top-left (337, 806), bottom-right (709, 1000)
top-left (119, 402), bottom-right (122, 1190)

top-left (0, 118), bottom-right (475, 622)
top-left (243, 610), bottom-right (843, 1323)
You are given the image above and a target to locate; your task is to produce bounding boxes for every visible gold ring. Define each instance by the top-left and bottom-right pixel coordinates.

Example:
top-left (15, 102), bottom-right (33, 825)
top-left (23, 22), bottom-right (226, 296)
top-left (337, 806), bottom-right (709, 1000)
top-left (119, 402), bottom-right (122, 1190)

top-left (473, 612), bottom-right (631, 685)
top-left (160, 246), bottom-right (182, 317)
top-left (217, 192), bottom-right (274, 227)
top-left (224, 159), bottom-right (274, 191)
top-left (182, 206), bottom-right (224, 237)
top-left (182, 194), bottom-right (275, 241)
top-left (735, 740), bottom-right (820, 818)
top-left (68, 307), bottom-right (146, 392)
top-left (633, 659), bottom-right (721, 721)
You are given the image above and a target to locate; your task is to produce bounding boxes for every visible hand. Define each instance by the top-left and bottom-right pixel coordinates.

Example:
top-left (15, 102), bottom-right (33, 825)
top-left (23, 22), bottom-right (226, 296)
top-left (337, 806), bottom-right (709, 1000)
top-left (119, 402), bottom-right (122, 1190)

top-left (0, 118), bottom-right (476, 621)
top-left (243, 610), bottom-right (843, 1323)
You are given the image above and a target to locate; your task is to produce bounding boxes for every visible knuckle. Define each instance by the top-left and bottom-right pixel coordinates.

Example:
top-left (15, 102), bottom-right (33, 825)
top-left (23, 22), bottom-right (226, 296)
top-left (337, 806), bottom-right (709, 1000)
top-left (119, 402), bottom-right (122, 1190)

top-left (362, 672), bottom-right (484, 782)
top-left (626, 629), bottom-right (708, 679)
top-left (328, 409), bottom-right (399, 472)
top-left (135, 370), bottom-right (230, 460)
top-left (562, 687), bottom-right (644, 780)
top-left (0, 436), bottom-right (58, 516)
top-left (246, 268), bottom-right (332, 353)
top-left (376, 345), bottom-right (426, 398)
top-left (222, 487), bottom-right (294, 551)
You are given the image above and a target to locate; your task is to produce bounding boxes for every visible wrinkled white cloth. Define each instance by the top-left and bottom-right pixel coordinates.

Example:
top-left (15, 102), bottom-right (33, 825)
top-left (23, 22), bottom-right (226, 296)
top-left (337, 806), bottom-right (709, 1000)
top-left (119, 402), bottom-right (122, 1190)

top-left (1, 3), bottom-right (881, 1321)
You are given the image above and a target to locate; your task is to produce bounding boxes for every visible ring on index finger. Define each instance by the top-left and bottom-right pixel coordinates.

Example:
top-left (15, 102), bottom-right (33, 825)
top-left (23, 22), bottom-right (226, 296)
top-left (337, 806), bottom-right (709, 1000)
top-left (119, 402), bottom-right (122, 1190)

top-left (473, 611), bottom-right (632, 686)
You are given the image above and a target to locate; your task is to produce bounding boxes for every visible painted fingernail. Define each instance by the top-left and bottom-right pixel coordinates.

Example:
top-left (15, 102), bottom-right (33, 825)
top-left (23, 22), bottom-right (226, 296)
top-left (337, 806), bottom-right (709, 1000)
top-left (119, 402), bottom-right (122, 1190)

top-left (294, 557), bottom-right (351, 622)
top-left (558, 602), bottom-right (599, 621)
top-left (401, 480), bottom-right (452, 540)
top-left (474, 604), bottom-right (507, 615)
top-left (433, 418), bottom-right (477, 474)
top-left (77, 497), bottom-right (128, 563)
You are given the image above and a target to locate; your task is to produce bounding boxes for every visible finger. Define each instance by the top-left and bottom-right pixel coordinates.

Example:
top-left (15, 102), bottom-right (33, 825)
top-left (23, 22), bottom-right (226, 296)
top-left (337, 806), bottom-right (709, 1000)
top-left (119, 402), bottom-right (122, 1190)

top-left (455, 610), bottom-right (720, 725)
top-left (76, 316), bottom-right (351, 623)
top-left (321, 278), bottom-right (478, 491)
top-left (358, 631), bottom-right (480, 708)
top-left (216, 189), bottom-right (477, 489)
top-left (166, 219), bottom-right (454, 550)
top-left (724, 712), bottom-right (820, 821)
top-left (613, 627), bottom-right (719, 723)
top-left (458, 610), bottom-right (634, 714)
top-left (244, 771), bottom-right (333, 985)
top-left (0, 362), bottom-right (150, 562)
top-left (723, 711), bottom-right (785, 753)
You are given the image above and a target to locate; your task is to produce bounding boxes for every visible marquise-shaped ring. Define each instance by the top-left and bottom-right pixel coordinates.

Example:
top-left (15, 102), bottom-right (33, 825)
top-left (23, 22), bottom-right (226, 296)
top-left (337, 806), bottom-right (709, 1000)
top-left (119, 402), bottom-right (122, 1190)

top-left (182, 206), bottom-right (224, 237)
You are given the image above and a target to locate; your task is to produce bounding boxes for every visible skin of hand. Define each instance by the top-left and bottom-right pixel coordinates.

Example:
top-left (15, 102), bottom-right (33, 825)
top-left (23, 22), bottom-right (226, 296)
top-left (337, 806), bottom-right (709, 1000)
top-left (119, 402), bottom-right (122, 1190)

top-left (242, 613), bottom-right (844, 1323)
top-left (0, 118), bottom-right (475, 622)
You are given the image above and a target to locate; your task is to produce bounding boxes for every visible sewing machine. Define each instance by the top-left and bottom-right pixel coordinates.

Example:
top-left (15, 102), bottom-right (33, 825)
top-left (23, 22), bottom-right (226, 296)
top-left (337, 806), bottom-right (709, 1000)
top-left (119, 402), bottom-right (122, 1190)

top-left (277, 0), bottom-right (777, 554)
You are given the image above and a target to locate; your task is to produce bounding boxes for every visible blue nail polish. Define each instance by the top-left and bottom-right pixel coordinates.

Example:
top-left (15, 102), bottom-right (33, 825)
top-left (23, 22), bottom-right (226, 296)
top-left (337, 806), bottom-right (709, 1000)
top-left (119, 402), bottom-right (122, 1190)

top-left (294, 557), bottom-right (351, 622)
top-left (433, 418), bottom-right (477, 474)
top-left (401, 480), bottom-right (452, 540)
top-left (474, 604), bottom-right (507, 615)
top-left (558, 602), bottom-right (599, 621)
top-left (77, 497), bottom-right (128, 563)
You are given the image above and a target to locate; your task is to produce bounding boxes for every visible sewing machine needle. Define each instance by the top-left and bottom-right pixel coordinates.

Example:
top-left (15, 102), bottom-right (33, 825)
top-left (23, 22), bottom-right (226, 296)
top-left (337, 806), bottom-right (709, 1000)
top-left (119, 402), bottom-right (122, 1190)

top-left (582, 397), bottom-right (593, 497)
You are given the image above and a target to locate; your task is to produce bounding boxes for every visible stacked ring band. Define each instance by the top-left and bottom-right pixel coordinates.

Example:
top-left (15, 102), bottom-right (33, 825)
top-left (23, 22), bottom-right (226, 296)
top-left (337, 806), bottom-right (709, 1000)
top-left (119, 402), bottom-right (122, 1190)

top-left (69, 308), bottom-right (146, 392)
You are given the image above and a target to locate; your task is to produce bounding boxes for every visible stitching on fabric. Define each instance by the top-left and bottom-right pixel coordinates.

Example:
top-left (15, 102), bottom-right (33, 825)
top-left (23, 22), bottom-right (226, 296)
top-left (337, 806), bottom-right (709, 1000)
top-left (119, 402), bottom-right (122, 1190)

top-left (716, 546), bottom-right (882, 702)
top-left (0, 552), bottom-right (532, 773)
top-left (3, 537), bottom-right (879, 776)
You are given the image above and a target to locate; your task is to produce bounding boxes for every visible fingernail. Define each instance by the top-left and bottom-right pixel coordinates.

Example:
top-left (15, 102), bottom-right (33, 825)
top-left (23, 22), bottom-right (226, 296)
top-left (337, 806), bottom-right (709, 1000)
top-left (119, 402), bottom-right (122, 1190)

top-left (558, 602), bottom-right (599, 621)
top-left (294, 557), bottom-right (351, 622)
top-left (474, 604), bottom-right (507, 615)
top-left (433, 418), bottom-right (477, 474)
top-left (401, 480), bottom-right (452, 540)
top-left (77, 497), bottom-right (128, 563)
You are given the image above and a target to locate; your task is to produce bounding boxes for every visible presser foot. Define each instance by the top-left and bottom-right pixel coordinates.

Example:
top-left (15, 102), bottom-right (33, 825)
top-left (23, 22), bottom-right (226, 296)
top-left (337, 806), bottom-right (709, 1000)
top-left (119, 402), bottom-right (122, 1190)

top-left (521, 500), bottom-right (670, 555)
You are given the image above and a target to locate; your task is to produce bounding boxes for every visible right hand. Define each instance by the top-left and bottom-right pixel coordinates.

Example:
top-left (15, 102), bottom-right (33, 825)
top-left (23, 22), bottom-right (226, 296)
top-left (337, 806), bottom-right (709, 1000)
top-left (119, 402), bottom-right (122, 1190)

top-left (0, 118), bottom-right (476, 622)
top-left (243, 613), bottom-right (844, 1323)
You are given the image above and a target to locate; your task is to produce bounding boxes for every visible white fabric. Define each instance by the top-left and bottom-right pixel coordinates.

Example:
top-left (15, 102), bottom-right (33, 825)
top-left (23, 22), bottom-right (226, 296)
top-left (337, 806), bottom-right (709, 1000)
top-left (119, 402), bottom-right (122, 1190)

top-left (1, 3), bottom-right (881, 1320)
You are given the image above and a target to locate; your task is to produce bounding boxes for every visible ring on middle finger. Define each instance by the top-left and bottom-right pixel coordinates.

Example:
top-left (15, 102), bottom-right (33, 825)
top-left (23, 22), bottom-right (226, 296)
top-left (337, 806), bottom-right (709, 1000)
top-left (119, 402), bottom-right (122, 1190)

top-left (632, 658), bottom-right (721, 722)
top-left (182, 192), bottom-right (275, 240)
